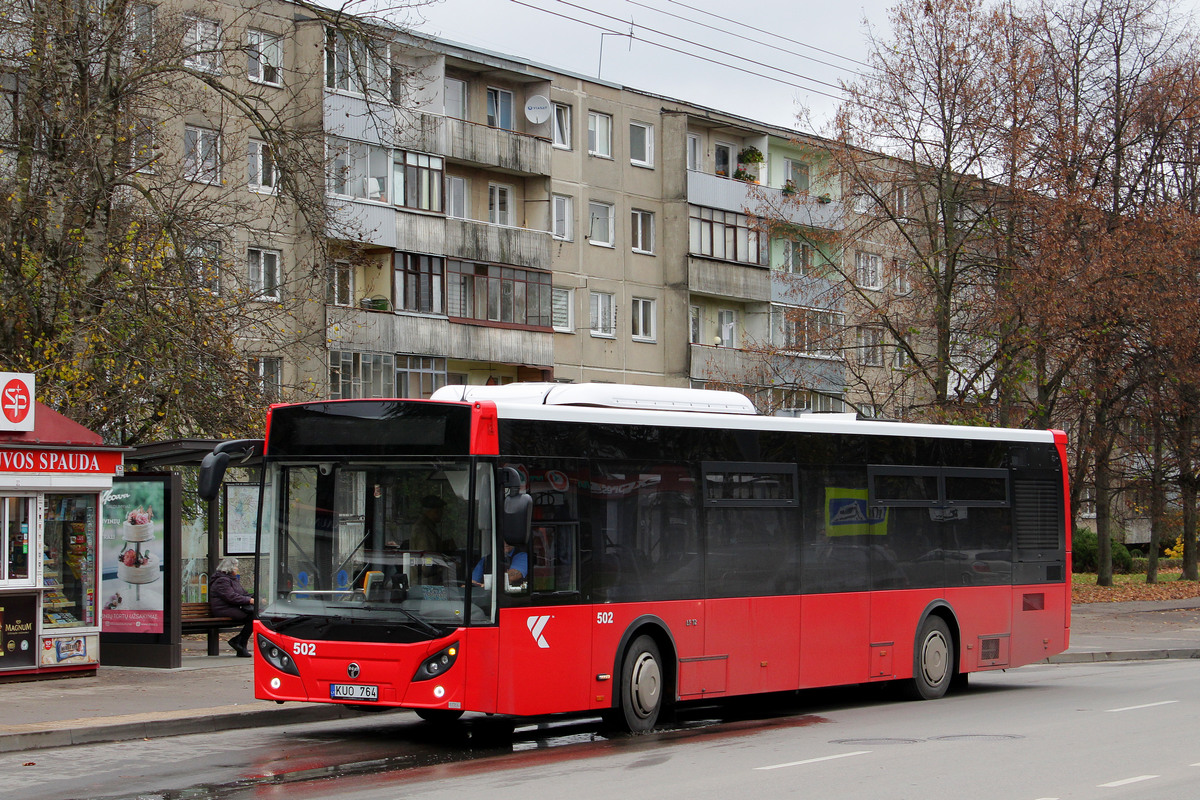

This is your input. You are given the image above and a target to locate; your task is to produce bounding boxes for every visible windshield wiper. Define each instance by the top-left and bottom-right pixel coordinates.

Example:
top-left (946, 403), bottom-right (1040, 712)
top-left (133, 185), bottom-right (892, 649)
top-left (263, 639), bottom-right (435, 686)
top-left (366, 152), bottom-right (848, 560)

top-left (365, 604), bottom-right (443, 638)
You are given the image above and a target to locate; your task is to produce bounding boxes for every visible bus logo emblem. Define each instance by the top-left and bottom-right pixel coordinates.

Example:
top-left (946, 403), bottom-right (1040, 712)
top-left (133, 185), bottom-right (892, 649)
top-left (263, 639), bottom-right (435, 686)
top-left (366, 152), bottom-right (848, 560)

top-left (347, 663), bottom-right (360, 678)
top-left (527, 615), bottom-right (551, 649)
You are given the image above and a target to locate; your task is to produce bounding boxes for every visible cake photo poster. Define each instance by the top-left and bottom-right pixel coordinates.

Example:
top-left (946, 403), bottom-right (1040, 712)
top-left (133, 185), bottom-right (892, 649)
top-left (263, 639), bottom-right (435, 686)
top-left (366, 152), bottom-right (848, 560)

top-left (101, 476), bottom-right (167, 633)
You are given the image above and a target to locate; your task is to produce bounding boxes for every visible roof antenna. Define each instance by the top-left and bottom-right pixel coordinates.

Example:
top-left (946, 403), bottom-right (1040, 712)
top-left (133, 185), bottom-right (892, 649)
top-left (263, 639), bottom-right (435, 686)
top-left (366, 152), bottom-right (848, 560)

top-left (597, 17), bottom-right (634, 78)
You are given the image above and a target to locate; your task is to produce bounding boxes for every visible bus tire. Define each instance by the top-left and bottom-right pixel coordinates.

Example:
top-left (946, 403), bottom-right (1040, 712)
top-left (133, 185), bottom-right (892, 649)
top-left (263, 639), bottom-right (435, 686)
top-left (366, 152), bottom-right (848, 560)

top-left (415, 708), bottom-right (464, 724)
top-left (617, 635), bottom-right (664, 733)
top-left (907, 615), bottom-right (953, 700)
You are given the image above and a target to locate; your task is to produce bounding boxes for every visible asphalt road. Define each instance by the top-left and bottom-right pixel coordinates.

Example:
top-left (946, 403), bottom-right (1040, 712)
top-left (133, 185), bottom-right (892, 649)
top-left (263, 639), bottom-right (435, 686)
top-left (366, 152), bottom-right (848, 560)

top-left (9, 659), bottom-right (1197, 800)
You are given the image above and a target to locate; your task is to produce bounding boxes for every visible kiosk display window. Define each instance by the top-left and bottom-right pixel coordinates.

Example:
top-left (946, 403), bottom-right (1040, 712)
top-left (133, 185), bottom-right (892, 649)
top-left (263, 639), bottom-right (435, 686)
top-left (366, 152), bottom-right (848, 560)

top-left (43, 494), bottom-right (98, 628)
top-left (2, 496), bottom-right (33, 584)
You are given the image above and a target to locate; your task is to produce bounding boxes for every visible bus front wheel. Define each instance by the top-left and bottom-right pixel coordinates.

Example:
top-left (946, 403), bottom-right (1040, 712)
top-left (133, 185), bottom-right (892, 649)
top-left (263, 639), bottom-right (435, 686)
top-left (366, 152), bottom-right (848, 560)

top-left (907, 616), bottom-right (954, 700)
top-left (617, 635), bottom-right (664, 733)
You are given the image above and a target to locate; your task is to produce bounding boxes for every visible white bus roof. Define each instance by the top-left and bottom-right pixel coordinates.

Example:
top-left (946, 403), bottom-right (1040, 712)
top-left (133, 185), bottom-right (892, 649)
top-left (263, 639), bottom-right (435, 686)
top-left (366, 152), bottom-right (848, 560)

top-left (428, 383), bottom-right (1057, 445)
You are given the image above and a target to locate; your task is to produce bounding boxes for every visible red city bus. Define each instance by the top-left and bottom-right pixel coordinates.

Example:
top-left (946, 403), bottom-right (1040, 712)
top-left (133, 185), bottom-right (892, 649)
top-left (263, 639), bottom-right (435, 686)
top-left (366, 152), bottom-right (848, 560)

top-left (199, 383), bottom-right (1070, 732)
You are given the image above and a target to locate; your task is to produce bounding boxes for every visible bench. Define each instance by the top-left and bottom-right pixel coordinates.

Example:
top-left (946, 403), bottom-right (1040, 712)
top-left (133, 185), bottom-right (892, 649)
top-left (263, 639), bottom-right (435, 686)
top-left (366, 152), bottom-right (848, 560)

top-left (181, 601), bottom-right (238, 656)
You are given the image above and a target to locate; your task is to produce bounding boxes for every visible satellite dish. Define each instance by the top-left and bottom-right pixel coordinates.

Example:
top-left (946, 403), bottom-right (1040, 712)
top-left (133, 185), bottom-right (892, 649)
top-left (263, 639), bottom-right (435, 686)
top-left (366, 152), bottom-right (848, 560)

top-left (524, 95), bottom-right (551, 125)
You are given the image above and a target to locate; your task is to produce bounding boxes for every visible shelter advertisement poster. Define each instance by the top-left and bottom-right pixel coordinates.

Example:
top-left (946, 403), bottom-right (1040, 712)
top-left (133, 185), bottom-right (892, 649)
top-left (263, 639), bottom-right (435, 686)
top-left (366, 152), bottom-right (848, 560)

top-left (101, 476), bottom-right (168, 633)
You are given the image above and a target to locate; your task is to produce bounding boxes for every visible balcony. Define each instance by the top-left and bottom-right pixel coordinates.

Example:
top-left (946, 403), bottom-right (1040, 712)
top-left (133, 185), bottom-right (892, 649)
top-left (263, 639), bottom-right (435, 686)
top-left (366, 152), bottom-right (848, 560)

top-left (688, 171), bottom-right (844, 230)
top-left (690, 343), bottom-right (845, 391)
top-left (688, 257), bottom-right (770, 303)
top-left (445, 217), bottom-right (551, 270)
top-left (328, 307), bottom-right (553, 368)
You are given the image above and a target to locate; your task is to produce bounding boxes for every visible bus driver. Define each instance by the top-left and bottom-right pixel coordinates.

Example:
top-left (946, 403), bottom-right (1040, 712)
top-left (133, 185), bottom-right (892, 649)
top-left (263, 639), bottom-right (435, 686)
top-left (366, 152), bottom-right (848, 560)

top-left (472, 542), bottom-right (527, 588)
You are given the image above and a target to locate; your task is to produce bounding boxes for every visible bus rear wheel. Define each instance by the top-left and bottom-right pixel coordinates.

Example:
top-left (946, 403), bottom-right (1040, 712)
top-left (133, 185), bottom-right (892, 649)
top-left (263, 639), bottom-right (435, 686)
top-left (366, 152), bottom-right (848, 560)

top-left (907, 616), bottom-right (954, 700)
top-left (617, 635), bottom-right (664, 733)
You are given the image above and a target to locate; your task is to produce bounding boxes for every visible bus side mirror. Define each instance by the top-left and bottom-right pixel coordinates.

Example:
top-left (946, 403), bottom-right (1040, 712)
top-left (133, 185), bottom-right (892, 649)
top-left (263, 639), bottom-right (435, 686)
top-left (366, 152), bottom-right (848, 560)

top-left (198, 439), bottom-right (264, 502)
top-left (198, 451), bottom-right (230, 502)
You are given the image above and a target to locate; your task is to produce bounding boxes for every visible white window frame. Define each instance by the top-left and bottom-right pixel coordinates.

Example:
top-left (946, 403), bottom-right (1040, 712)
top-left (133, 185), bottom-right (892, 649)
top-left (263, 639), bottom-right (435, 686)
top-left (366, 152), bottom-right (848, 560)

top-left (714, 142), bottom-right (733, 177)
top-left (631, 209), bottom-right (654, 254)
top-left (328, 261), bottom-right (352, 307)
top-left (552, 287), bottom-right (574, 333)
top-left (489, 183), bottom-right (514, 226)
top-left (894, 344), bottom-right (911, 369)
top-left (487, 87), bottom-right (514, 130)
top-left (587, 111), bottom-right (612, 158)
top-left (247, 29), bottom-right (282, 86)
top-left (249, 356), bottom-right (283, 399)
top-left (588, 201), bottom-right (614, 246)
top-left (629, 121), bottom-right (653, 167)
top-left (856, 251), bottom-right (883, 290)
top-left (248, 139), bottom-right (276, 192)
top-left (858, 325), bottom-right (885, 367)
top-left (183, 16), bottom-right (221, 73)
top-left (445, 76), bottom-right (467, 119)
top-left (184, 125), bottom-right (220, 184)
top-left (326, 137), bottom-right (389, 202)
top-left (631, 297), bottom-right (656, 342)
top-left (552, 194), bottom-right (573, 240)
top-left (716, 308), bottom-right (736, 347)
top-left (248, 247), bottom-right (281, 301)
top-left (447, 175), bottom-right (468, 219)
top-left (589, 291), bottom-right (616, 337)
top-left (689, 305), bottom-right (701, 343)
top-left (553, 102), bottom-right (571, 149)
top-left (784, 158), bottom-right (810, 193)
top-left (186, 239), bottom-right (221, 294)
top-left (781, 239), bottom-right (811, 274)
top-left (894, 259), bottom-right (912, 294)
top-left (127, 3), bottom-right (155, 55)
top-left (687, 133), bottom-right (701, 171)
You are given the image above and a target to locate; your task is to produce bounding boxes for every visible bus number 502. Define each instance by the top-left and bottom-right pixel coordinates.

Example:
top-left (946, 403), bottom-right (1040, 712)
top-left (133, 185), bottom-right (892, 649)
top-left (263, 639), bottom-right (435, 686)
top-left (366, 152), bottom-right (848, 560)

top-left (597, 612), bottom-right (614, 625)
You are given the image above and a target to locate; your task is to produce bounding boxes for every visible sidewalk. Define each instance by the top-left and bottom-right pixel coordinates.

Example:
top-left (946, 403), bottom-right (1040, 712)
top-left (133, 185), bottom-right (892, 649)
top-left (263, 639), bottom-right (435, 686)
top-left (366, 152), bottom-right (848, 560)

top-left (3, 599), bottom-right (1199, 754)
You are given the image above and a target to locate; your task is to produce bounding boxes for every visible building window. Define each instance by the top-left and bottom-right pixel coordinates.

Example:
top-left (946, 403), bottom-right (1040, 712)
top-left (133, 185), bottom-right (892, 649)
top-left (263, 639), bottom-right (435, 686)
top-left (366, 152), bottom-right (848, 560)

top-left (553, 102), bottom-right (571, 149)
top-left (447, 260), bottom-right (552, 327)
top-left (774, 306), bottom-right (844, 356)
top-left (894, 344), bottom-right (911, 369)
top-left (631, 297), bottom-right (656, 341)
top-left (856, 251), bottom-right (883, 289)
top-left (687, 133), bottom-right (701, 171)
top-left (327, 261), bottom-right (352, 306)
top-left (690, 305), bottom-right (701, 343)
top-left (186, 239), bottom-right (221, 294)
top-left (688, 206), bottom-right (763, 264)
top-left (784, 159), bottom-right (810, 193)
top-left (588, 111), bottom-right (612, 157)
top-left (248, 140), bottom-right (276, 192)
top-left (247, 30), bottom-right (282, 86)
top-left (330, 350), bottom-right (395, 399)
top-left (396, 253), bottom-right (444, 314)
top-left (590, 291), bottom-right (616, 337)
top-left (714, 142), bottom-right (732, 177)
top-left (183, 16), bottom-right (221, 73)
top-left (248, 356), bottom-right (282, 400)
top-left (447, 176), bottom-right (467, 219)
top-left (893, 258), bottom-right (912, 294)
top-left (184, 125), bottom-right (220, 184)
top-left (631, 209), bottom-right (654, 253)
top-left (487, 87), bottom-right (514, 129)
top-left (716, 309), bottom-right (736, 347)
top-left (587, 201), bottom-right (614, 246)
top-left (489, 183), bottom-right (514, 226)
top-left (126, 3), bottom-right (155, 55)
top-left (127, 118), bottom-right (156, 173)
top-left (397, 355), bottom-right (447, 399)
top-left (629, 121), bottom-right (653, 167)
top-left (327, 138), bottom-right (389, 201)
top-left (552, 287), bottom-right (574, 332)
top-left (445, 76), bottom-right (466, 119)
top-left (553, 194), bottom-right (573, 240)
top-left (781, 239), bottom-right (811, 274)
top-left (248, 247), bottom-right (280, 301)
top-left (858, 326), bottom-right (885, 366)
top-left (393, 150), bottom-right (443, 211)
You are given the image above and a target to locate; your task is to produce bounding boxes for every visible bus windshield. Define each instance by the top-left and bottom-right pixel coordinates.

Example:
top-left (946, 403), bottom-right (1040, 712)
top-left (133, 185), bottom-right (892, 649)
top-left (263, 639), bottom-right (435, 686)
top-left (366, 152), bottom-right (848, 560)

top-left (257, 458), bottom-right (494, 638)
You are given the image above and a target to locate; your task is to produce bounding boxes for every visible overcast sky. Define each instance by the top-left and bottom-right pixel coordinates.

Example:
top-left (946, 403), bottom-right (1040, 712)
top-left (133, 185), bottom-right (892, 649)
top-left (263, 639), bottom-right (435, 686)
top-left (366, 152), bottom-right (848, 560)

top-left (392, 0), bottom-right (894, 131)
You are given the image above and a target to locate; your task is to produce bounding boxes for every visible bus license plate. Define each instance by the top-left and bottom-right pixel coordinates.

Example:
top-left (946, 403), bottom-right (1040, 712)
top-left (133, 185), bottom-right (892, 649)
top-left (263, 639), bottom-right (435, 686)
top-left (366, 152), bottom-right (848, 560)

top-left (330, 683), bottom-right (378, 701)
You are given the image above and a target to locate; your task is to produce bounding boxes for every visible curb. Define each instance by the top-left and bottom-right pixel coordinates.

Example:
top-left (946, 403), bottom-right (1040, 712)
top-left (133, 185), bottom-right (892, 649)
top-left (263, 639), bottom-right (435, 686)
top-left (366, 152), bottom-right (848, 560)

top-left (1045, 648), bottom-right (1200, 664)
top-left (0, 703), bottom-right (388, 754)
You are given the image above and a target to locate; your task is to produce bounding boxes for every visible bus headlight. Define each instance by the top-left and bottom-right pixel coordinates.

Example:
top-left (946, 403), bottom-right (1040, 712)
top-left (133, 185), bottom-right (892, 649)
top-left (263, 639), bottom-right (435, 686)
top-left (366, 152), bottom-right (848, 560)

top-left (258, 634), bottom-right (301, 676)
top-left (412, 643), bottom-right (458, 682)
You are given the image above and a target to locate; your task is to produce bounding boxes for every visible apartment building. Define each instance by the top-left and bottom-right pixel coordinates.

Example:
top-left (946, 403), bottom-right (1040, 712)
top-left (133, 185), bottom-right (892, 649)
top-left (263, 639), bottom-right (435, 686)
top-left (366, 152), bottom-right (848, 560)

top-left (24, 0), bottom-right (915, 415)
